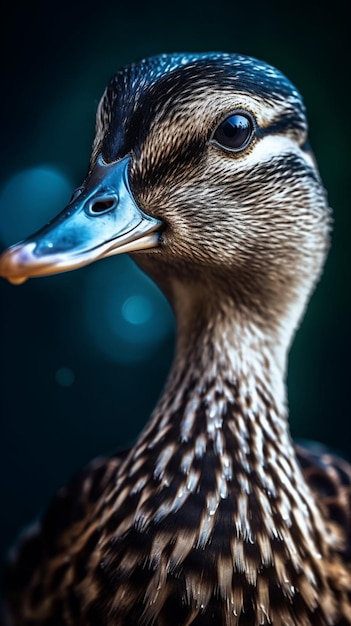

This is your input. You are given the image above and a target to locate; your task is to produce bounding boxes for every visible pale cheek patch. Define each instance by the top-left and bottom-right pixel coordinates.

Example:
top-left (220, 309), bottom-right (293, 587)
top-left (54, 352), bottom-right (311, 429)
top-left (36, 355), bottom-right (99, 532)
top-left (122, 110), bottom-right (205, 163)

top-left (242, 135), bottom-right (314, 171)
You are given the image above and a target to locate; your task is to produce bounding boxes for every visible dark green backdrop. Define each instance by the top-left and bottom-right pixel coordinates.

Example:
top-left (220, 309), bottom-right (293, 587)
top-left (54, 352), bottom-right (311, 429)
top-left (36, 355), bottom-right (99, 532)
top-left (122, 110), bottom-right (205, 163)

top-left (1, 0), bottom-right (350, 572)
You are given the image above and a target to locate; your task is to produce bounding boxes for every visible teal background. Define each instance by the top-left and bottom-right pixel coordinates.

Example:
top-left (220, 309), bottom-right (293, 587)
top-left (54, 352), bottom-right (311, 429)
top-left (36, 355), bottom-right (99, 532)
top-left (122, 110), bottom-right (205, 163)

top-left (1, 0), bottom-right (350, 571)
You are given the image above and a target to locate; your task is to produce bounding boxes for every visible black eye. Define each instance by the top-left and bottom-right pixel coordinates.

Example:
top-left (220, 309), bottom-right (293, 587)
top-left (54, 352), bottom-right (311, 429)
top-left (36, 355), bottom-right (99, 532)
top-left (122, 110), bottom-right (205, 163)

top-left (212, 113), bottom-right (254, 152)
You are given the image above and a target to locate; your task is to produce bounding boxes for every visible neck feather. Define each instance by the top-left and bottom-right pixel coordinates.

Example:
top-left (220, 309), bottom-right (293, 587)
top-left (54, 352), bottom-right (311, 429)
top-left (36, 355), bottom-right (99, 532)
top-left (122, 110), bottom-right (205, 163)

top-left (109, 287), bottom-right (343, 623)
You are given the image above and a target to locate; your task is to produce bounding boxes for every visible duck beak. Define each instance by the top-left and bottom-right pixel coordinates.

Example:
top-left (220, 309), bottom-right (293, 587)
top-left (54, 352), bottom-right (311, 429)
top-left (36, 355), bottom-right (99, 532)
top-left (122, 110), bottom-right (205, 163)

top-left (0, 156), bottom-right (162, 285)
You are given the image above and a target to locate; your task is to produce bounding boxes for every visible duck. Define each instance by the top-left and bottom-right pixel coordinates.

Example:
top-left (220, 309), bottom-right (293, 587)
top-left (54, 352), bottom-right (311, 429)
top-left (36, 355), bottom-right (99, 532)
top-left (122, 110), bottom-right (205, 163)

top-left (0, 51), bottom-right (350, 626)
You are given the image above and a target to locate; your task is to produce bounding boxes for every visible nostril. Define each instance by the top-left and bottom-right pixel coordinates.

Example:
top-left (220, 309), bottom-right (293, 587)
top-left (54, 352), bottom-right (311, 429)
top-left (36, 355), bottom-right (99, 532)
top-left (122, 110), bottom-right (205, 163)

top-left (91, 199), bottom-right (115, 213)
top-left (87, 196), bottom-right (118, 216)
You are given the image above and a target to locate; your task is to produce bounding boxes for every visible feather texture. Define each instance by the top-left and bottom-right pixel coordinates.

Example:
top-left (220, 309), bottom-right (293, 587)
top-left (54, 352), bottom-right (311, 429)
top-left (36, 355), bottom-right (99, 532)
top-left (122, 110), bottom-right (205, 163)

top-left (1, 52), bottom-right (350, 625)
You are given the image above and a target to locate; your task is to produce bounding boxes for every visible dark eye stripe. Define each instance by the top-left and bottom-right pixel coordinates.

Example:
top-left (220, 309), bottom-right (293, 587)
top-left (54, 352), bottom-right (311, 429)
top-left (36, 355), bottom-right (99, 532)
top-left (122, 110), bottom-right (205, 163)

top-left (257, 113), bottom-right (307, 142)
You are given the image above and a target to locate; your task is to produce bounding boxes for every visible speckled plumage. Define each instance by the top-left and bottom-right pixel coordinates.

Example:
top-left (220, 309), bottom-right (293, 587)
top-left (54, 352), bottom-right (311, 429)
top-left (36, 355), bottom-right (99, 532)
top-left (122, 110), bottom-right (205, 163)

top-left (1, 52), bottom-right (351, 625)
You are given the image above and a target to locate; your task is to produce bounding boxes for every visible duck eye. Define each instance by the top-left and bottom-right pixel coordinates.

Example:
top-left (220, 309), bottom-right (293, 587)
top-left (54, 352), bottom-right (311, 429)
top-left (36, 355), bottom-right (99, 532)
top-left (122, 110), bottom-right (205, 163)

top-left (212, 113), bottom-right (253, 152)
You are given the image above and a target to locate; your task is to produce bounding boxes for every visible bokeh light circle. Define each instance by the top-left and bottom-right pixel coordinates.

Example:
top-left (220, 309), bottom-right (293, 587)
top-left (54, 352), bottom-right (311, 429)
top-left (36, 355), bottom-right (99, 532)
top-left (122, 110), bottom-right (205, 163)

top-left (83, 256), bottom-right (174, 363)
top-left (55, 367), bottom-right (75, 387)
top-left (0, 166), bottom-right (72, 246)
top-left (122, 295), bottom-right (153, 325)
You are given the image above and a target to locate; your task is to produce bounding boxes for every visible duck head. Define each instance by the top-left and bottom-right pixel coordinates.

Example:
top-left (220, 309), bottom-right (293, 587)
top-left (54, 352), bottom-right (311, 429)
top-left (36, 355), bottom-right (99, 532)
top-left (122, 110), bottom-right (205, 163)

top-left (0, 53), bottom-right (330, 349)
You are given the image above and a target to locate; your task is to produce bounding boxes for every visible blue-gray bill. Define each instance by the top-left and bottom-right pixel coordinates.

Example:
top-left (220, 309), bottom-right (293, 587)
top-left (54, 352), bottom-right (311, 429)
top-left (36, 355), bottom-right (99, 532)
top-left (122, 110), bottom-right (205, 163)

top-left (0, 156), bottom-right (162, 285)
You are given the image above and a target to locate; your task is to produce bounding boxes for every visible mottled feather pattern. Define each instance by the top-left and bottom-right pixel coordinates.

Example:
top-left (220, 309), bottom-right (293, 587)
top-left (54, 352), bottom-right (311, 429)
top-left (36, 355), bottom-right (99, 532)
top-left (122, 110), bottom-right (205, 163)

top-left (296, 445), bottom-right (351, 557)
top-left (2, 52), bottom-right (351, 625)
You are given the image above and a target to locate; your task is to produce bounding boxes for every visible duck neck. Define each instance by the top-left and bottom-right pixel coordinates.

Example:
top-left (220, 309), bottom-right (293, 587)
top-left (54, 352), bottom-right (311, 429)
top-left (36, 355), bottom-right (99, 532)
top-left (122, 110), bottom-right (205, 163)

top-left (124, 281), bottom-right (336, 557)
top-left (143, 280), bottom-right (290, 462)
top-left (114, 282), bottom-right (343, 624)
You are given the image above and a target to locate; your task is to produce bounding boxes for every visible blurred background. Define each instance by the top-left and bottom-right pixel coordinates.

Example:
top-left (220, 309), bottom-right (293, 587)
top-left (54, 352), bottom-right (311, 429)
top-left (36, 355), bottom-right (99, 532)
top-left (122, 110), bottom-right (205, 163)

top-left (1, 0), bottom-right (350, 573)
